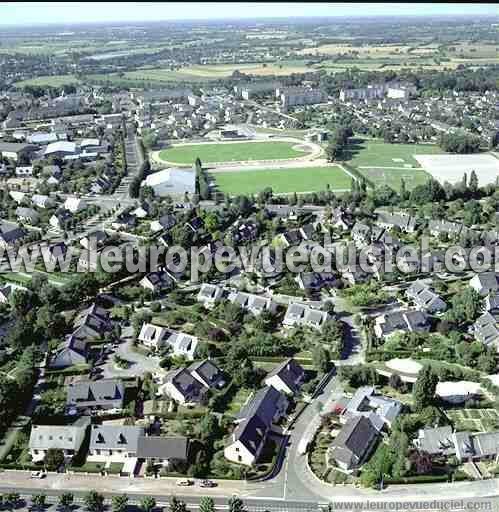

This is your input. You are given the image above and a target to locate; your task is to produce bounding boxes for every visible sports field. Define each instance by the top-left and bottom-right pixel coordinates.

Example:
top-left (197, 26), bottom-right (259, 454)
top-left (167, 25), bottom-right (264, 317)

top-left (212, 165), bottom-right (351, 195)
top-left (345, 139), bottom-right (444, 168)
top-left (357, 167), bottom-right (430, 192)
top-left (158, 141), bottom-right (309, 165)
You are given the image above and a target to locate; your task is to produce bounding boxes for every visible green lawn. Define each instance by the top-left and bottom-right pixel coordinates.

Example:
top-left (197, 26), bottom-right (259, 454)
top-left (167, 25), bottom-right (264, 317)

top-left (345, 139), bottom-right (444, 168)
top-left (14, 74), bottom-right (81, 88)
top-left (158, 141), bottom-right (307, 164)
top-left (227, 388), bottom-right (252, 416)
top-left (213, 165), bottom-right (351, 195)
top-left (357, 167), bottom-right (431, 191)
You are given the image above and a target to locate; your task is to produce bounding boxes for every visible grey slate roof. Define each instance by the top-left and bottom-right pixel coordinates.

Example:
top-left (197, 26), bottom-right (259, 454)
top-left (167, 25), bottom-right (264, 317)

top-left (266, 358), bottom-right (305, 395)
top-left (330, 416), bottom-right (380, 470)
top-left (237, 386), bottom-right (284, 428)
top-left (136, 436), bottom-right (189, 460)
top-left (67, 379), bottom-right (124, 408)
top-left (90, 425), bottom-right (144, 452)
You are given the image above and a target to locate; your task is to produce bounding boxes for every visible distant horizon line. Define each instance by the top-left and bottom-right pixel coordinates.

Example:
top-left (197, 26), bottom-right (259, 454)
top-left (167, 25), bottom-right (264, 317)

top-left (1, 12), bottom-right (498, 28)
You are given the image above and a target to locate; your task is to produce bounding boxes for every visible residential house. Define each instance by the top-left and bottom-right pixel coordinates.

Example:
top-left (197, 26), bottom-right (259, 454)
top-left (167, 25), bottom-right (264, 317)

top-left (296, 272), bottom-right (340, 291)
top-left (473, 311), bottom-right (499, 350)
top-left (196, 283), bottom-right (226, 309)
top-left (435, 381), bottom-right (483, 404)
top-left (161, 368), bottom-right (208, 405)
top-left (66, 379), bottom-right (125, 413)
top-left (224, 386), bottom-right (288, 466)
top-left (0, 285), bottom-right (12, 304)
top-left (329, 416), bottom-right (380, 473)
top-left (283, 303), bottom-right (330, 330)
top-left (139, 268), bottom-right (176, 294)
top-left (341, 386), bottom-right (402, 429)
top-left (227, 290), bottom-right (277, 316)
top-left (405, 280), bottom-right (447, 313)
top-left (48, 335), bottom-right (88, 369)
top-left (49, 209), bottom-right (72, 231)
top-left (31, 194), bottom-right (54, 209)
top-left (469, 272), bottom-right (499, 296)
top-left (138, 323), bottom-right (168, 350)
top-left (264, 358), bottom-right (305, 396)
top-left (80, 230), bottom-right (109, 251)
top-left (428, 219), bottom-right (465, 239)
top-left (112, 212), bottom-right (137, 231)
top-left (64, 196), bottom-right (86, 213)
top-left (0, 223), bottom-right (26, 249)
top-left (0, 142), bottom-right (39, 161)
top-left (88, 424), bottom-right (144, 462)
top-left (188, 359), bottom-right (226, 389)
top-left (15, 207), bottom-right (39, 224)
top-left (72, 303), bottom-right (112, 341)
top-left (136, 436), bottom-right (190, 468)
top-left (29, 417), bottom-right (90, 463)
top-left (375, 211), bottom-right (417, 233)
top-left (374, 310), bottom-right (430, 339)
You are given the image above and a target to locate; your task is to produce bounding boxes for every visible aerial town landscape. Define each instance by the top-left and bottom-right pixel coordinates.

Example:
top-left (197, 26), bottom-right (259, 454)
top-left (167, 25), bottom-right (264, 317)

top-left (0, 2), bottom-right (498, 511)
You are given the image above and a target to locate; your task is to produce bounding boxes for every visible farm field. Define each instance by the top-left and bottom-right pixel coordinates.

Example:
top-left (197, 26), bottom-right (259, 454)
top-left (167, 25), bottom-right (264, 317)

top-left (212, 165), bottom-right (351, 195)
top-left (158, 141), bottom-right (309, 164)
top-left (114, 61), bottom-right (312, 82)
top-left (344, 138), bottom-right (444, 168)
top-left (14, 74), bottom-right (81, 87)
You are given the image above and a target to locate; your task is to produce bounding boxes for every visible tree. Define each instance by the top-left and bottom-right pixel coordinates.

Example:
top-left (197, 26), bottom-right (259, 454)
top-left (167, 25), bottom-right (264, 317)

top-left (31, 495), bottom-right (46, 510)
top-left (413, 365), bottom-right (438, 411)
top-left (44, 448), bottom-right (64, 471)
top-left (312, 345), bottom-right (331, 374)
top-left (83, 491), bottom-right (104, 512)
top-left (4, 493), bottom-right (21, 509)
top-left (169, 497), bottom-right (188, 512)
top-left (140, 497), bottom-right (156, 512)
top-left (199, 497), bottom-right (215, 512)
top-left (57, 493), bottom-right (74, 511)
top-left (228, 497), bottom-right (246, 512)
top-left (112, 495), bottom-right (128, 512)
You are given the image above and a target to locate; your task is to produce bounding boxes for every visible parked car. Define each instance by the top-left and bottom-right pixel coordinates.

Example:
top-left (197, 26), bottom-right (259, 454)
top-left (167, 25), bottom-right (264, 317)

top-left (176, 479), bottom-right (193, 487)
top-left (30, 470), bottom-right (46, 479)
top-left (199, 479), bottom-right (217, 488)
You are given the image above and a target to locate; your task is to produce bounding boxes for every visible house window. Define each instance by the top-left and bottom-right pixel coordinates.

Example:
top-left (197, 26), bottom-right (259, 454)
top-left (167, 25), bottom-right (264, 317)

top-left (238, 455), bottom-right (242, 462)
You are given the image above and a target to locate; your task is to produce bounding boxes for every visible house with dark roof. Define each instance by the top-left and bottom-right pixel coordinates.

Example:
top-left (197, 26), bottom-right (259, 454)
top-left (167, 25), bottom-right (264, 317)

top-left (188, 359), bottom-right (226, 390)
top-left (405, 280), bottom-right (447, 314)
top-left (66, 379), bottom-right (125, 413)
top-left (88, 424), bottom-right (144, 462)
top-left (296, 272), bottom-right (341, 291)
top-left (283, 303), bottom-right (330, 330)
top-left (375, 210), bottom-right (417, 233)
top-left (72, 303), bottom-right (112, 340)
top-left (0, 223), bottom-right (27, 249)
top-left (469, 272), bottom-right (499, 297)
top-left (227, 290), bottom-right (277, 316)
top-left (139, 268), bottom-right (176, 293)
top-left (329, 415), bottom-right (380, 473)
top-left (473, 311), bottom-right (499, 350)
top-left (264, 358), bottom-right (305, 396)
top-left (48, 334), bottom-right (88, 369)
top-left (161, 368), bottom-right (208, 405)
top-left (136, 436), bottom-right (190, 468)
top-left (341, 386), bottom-right (402, 429)
top-left (374, 309), bottom-right (430, 339)
top-left (196, 283), bottom-right (226, 308)
top-left (224, 386), bottom-right (288, 466)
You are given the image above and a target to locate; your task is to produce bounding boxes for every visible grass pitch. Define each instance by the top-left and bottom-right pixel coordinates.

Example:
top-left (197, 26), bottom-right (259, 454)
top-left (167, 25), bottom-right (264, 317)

top-left (159, 141), bottom-right (308, 165)
top-left (345, 138), bottom-right (444, 168)
top-left (213, 165), bottom-right (351, 195)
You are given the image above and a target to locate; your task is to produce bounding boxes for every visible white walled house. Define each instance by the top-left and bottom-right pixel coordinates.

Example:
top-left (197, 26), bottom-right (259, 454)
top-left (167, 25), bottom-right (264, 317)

top-left (29, 417), bottom-right (90, 463)
top-left (88, 425), bottom-right (144, 463)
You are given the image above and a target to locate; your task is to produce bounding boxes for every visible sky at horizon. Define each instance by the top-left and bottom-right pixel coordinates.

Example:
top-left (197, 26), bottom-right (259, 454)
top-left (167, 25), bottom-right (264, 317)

top-left (0, 2), bottom-right (497, 26)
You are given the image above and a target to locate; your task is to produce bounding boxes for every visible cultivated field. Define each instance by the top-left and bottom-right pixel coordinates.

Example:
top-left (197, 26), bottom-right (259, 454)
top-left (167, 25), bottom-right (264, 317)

top-left (446, 409), bottom-right (499, 433)
top-left (414, 153), bottom-right (499, 187)
top-left (115, 61), bottom-right (312, 83)
top-left (212, 165), bottom-right (351, 195)
top-left (14, 74), bottom-right (81, 87)
top-left (345, 139), bottom-right (444, 168)
top-left (158, 141), bottom-right (310, 165)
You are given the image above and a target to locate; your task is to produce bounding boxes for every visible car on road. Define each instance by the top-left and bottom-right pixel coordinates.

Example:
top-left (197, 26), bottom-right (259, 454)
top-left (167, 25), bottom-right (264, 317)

top-left (176, 479), bottom-right (194, 486)
top-left (30, 470), bottom-right (46, 479)
top-left (199, 479), bottom-right (217, 488)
